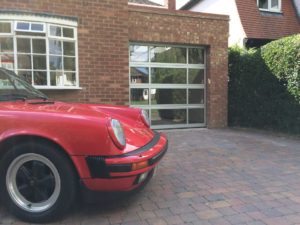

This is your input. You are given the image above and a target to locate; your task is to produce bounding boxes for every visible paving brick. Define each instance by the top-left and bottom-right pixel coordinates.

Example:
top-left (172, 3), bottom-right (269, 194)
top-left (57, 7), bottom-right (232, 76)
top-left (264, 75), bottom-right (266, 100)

top-left (1, 129), bottom-right (300, 225)
top-left (179, 212), bottom-right (200, 223)
top-left (224, 213), bottom-right (253, 224)
top-left (196, 209), bottom-right (222, 220)
top-left (163, 215), bottom-right (183, 225)
top-left (208, 200), bottom-right (231, 209)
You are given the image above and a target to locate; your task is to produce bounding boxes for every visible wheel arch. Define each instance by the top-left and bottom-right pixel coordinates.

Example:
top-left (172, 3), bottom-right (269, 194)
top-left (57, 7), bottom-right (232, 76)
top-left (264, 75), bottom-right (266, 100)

top-left (0, 135), bottom-right (80, 180)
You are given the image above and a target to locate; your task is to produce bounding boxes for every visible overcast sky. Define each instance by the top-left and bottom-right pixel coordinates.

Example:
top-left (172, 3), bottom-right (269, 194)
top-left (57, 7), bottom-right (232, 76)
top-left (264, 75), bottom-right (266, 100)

top-left (149, 0), bottom-right (190, 9)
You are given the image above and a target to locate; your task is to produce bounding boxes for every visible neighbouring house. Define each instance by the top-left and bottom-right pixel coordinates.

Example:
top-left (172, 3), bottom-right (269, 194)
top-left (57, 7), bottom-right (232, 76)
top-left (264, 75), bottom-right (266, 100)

top-left (0, 0), bottom-right (229, 129)
top-left (181, 0), bottom-right (300, 48)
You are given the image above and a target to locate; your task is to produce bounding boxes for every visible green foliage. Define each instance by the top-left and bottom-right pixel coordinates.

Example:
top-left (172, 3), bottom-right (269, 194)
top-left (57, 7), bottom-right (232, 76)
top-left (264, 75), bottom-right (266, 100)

top-left (228, 41), bottom-right (300, 134)
top-left (261, 35), bottom-right (300, 102)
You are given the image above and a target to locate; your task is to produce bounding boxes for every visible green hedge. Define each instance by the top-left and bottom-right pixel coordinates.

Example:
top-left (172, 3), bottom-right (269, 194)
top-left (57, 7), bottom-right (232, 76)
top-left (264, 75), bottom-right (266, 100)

top-left (228, 36), bottom-right (300, 133)
top-left (261, 35), bottom-right (300, 102)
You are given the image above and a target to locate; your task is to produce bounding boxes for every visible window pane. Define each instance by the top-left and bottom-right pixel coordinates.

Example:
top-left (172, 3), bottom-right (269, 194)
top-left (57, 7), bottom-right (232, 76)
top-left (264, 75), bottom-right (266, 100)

top-left (49, 40), bottom-right (62, 55)
top-left (189, 69), bottom-right (204, 84)
top-left (130, 45), bottom-right (148, 62)
top-left (0, 72), bottom-right (13, 89)
top-left (50, 26), bottom-right (61, 37)
top-left (17, 55), bottom-right (31, 69)
top-left (259, 0), bottom-right (268, 9)
top-left (33, 55), bottom-right (46, 70)
top-left (150, 46), bottom-right (186, 63)
top-left (64, 72), bottom-right (76, 86)
top-left (49, 56), bottom-right (62, 70)
top-left (130, 67), bottom-right (149, 84)
top-left (63, 42), bottom-right (75, 56)
top-left (16, 31), bottom-right (45, 37)
top-left (17, 38), bottom-right (31, 53)
top-left (50, 71), bottom-right (63, 86)
top-left (33, 71), bottom-right (47, 85)
top-left (17, 22), bottom-right (30, 30)
top-left (189, 48), bottom-right (204, 64)
top-left (271, 0), bottom-right (279, 9)
top-left (63, 28), bottom-right (74, 38)
top-left (0, 38), bottom-right (13, 53)
top-left (189, 89), bottom-right (204, 104)
top-left (151, 109), bottom-right (186, 125)
top-left (189, 108), bottom-right (204, 124)
top-left (64, 57), bottom-right (76, 71)
top-left (151, 68), bottom-right (186, 84)
top-left (153, 89), bottom-right (186, 105)
top-left (130, 88), bottom-right (149, 105)
top-left (31, 23), bottom-right (44, 31)
top-left (0, 54), bottom-right (14, 70)
top-left (0, 22), bottom-right (11, 33)
top-left (17, 71), bottom-right (32, 84)
top-left (32, 39), bottom-right (46, 54)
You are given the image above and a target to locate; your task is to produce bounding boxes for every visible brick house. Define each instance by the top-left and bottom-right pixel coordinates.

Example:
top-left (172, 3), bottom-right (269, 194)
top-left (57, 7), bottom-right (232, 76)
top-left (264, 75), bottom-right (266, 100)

top-left (0, 0), bottom-right (229, 129)
top-left (181, 0), bottom-right (300, 48)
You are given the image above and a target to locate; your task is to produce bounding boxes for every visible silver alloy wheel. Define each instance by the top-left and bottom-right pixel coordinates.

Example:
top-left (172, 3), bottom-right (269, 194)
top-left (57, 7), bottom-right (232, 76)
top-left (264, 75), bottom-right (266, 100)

top-left (6, 153), bottom-right (61, 213)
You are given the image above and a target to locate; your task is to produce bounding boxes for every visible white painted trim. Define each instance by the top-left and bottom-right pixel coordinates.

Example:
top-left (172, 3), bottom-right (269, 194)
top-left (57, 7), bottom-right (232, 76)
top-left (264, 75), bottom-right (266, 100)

top-left (0, 14), bottom-right (77, 27)
top-left (257, 0), bottom-right (282, 13)
top-left (35, 86), bottom-right (82, 90)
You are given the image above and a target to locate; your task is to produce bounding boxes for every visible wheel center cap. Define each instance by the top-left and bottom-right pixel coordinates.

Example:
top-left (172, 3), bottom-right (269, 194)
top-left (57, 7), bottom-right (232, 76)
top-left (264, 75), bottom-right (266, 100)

top-left (29, 179), bottom-right (35, 186)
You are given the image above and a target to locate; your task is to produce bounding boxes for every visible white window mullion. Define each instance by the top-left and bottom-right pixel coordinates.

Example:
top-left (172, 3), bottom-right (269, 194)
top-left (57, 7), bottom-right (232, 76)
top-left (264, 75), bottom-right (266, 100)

top-left (13, 27), bottom-right (18, 73)
top-left (30, 38), bottom-right (34, 85)
top-left (75, 28), bottom-right (79, 87)
top-left (46, 24), bottom-right (50, 86)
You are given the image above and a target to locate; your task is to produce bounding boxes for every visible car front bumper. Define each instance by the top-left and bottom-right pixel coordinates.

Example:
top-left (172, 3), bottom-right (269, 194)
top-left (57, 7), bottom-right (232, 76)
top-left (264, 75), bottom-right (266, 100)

top-left (77, 131), bottom-right (168, 192)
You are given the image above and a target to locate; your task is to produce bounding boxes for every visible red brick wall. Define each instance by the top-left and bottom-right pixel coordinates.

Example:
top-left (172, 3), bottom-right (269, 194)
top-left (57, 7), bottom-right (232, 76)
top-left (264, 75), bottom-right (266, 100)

top-left (129, 6), bottom-right (229, 128)
top-left (236, 0), bottom-right (300, 40)
top-left (0, 0), bottom-right (129, 105)
top-left (0, 1), bottom-right (229, 128)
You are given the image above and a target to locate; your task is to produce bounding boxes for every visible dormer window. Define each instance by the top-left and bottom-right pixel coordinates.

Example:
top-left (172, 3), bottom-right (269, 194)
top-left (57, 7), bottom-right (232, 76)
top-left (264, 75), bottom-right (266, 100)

top-left (258, 0), bottom-right (281, 12)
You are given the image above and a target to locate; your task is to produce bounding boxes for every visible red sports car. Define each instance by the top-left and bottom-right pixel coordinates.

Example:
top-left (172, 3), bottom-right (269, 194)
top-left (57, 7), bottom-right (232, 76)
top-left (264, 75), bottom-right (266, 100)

top-left (0, 68), bottom-right (167, 222)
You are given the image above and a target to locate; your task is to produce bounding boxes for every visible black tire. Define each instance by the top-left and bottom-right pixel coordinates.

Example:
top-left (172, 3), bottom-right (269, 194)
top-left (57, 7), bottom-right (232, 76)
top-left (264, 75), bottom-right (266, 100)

top-left (0, 142), bottom-right (77, 223)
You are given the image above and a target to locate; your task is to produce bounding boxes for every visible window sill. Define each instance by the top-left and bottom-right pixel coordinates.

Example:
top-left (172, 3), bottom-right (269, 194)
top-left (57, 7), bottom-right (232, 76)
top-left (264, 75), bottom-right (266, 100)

top-left (34, 86), bottom-right (82, 90)
top-left (259, 8), bottom-right (282, 14)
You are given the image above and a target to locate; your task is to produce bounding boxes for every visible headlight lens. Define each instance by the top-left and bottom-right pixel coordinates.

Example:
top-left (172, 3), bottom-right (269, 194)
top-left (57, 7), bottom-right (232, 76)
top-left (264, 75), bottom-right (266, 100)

top-left (141, 109), bottom-right (150, 127)
top-left (108, 119), bottom-right (126, 149)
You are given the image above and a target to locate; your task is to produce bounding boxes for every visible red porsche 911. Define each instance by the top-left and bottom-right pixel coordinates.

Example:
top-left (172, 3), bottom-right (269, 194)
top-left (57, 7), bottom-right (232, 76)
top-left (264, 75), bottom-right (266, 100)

top-left (0, 68), bottom-right (168, 222)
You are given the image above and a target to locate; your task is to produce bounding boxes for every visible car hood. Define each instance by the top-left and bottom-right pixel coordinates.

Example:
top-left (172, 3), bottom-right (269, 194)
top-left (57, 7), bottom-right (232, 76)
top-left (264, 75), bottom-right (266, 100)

top-left (0, 100), bottom-right (154, 153)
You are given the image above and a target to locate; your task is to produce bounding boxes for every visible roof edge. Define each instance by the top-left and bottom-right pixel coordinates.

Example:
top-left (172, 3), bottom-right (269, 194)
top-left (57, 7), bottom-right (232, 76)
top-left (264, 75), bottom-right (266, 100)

top-left (129, 4), bottom-right (229, 21)
top-left (180, 0), bottom-right (202, 10)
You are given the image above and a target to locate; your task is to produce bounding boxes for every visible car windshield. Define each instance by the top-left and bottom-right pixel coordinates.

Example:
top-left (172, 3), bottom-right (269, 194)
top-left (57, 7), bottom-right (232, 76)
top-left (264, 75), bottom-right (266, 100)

top-left (0, 68), bottom-right (48, 102)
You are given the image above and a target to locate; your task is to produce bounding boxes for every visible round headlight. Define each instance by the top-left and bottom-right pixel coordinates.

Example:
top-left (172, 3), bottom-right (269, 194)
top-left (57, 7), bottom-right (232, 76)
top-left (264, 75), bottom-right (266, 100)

top-left (141, 109), bottom-right (150, 127)
top-left (108, 119), bottom-right (126, 149)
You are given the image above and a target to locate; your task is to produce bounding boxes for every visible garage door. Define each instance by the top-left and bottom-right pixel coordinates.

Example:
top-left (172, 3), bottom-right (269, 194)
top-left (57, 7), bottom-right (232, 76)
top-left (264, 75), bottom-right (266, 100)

top-left (129, 44), bottom-right (206, 129)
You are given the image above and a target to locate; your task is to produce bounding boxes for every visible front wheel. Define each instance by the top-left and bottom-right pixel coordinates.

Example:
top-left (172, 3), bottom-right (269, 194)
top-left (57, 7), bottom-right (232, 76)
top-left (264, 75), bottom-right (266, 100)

top-left (0, 142), bottom-right (77, 223)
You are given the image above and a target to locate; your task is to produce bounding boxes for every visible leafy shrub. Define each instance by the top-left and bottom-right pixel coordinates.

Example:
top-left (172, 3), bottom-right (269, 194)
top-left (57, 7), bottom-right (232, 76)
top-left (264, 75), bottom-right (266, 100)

top-left (228, 39), bottom-right (300, 134)
top-left (261, 35), bottom-right (300, 102)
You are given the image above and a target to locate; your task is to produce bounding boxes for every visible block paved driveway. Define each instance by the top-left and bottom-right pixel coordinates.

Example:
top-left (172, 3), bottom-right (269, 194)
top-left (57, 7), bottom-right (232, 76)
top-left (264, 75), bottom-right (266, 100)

top-left (1, 128), bottom-right (300, 225)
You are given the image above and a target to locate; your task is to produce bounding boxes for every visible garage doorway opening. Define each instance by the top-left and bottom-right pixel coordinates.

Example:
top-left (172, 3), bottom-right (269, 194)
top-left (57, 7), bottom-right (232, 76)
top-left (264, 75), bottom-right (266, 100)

top-left (129, 43), bottom-right (206, 129)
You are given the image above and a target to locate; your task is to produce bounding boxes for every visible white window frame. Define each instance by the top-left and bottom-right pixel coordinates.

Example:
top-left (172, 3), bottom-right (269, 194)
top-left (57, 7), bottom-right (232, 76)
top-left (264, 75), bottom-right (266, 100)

top-left (15, 21), bottom-right (46, 33)
top-left (257, 0), bottom-right (282, 13)
top-left (0, 16), bottom-right (80, 90)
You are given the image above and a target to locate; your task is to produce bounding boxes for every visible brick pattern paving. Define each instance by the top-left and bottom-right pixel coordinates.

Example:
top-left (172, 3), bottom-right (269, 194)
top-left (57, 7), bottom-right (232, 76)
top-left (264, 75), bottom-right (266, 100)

top-left (1, 128), bottom-right (300, 224)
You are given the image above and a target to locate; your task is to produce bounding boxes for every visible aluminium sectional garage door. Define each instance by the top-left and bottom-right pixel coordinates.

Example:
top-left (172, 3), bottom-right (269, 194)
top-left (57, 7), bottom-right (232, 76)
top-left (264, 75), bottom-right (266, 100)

top-left (129, 44), bottom-right (206, 129)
